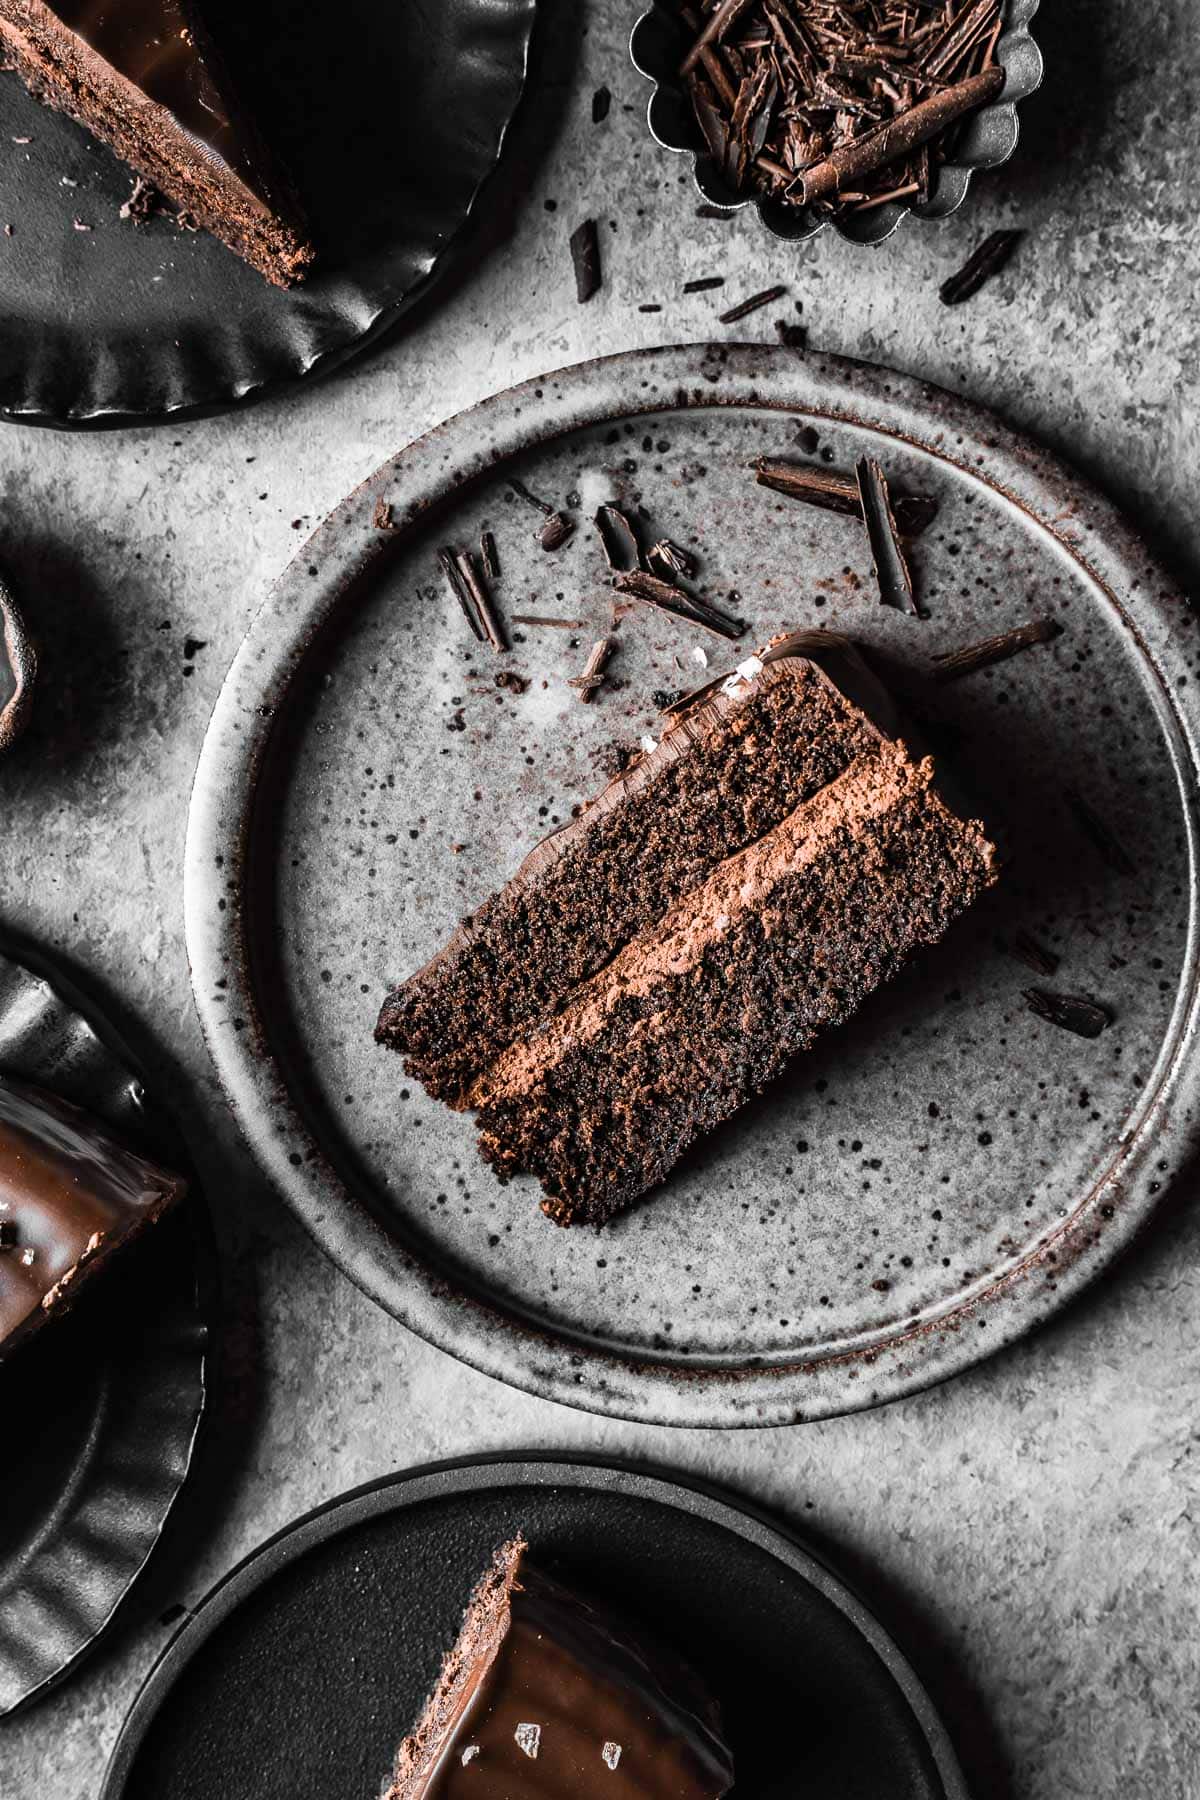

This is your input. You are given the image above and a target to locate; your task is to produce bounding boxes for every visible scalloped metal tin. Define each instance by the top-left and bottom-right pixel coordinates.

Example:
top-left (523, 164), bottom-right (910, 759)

top-left (0, 0), bottom-right (537, 429)
top-left (630, 0), bottom-right (1044, 246)
top-left (184, 343), bottom-right (1200, 1431)
top-left (0, 580), bottom-right (35, 754)
top-left (0, 945), bottom-right (211, 1715)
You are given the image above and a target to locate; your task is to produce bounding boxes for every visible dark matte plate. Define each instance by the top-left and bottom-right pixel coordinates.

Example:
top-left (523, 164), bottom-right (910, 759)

top-left (0, 944), bottom-right (211, 1716)
top-left (100, 1455), bottom-right (968, 1800)
top-left (184, 343), bottom-right (1200, 1429)
top-left (0, 0), bottom-right (536, 428)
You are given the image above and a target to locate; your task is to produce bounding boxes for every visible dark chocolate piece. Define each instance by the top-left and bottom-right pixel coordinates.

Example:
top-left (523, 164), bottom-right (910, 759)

top-left (1024, 989), bottom-right (1111, 1040)
top-left (438, 548), bottom-right (484, 644)
top-left (932, 617), bottom-right (1061, 681)
top-left (0, 0), bottom-right (314, 285)
top-left (386, 1539), bottom-right (734, 1799)
top-left (595, 504), bottom-right (642, 573)
top-left (774, 320), bottom-right (808, 349)
top-left (613, 570), bottom-right (744, 641)
top-left (0, 582), bottom-right (36, 754)
top-left (454, 551), bottom-right (507, 653)
top-left (592, 85), bottom-right (611, 123)
top-left (856, 456), bottom-right (917, 614)
top-left (940, 228), bottom-right (1025, 305)
top-left (719, 283), bottom-right (787, 323)
top-left (646, 539), bottom-right (696, 582)
top-left (0, 1077), bottom-right (185, 1359)
top-left (570, 218), bottom-right (602, 302)
top-left (539, 512), bottom-right (575, 552)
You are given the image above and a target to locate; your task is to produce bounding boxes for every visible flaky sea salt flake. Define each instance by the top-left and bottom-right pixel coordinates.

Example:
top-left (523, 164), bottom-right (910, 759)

top-left (515, 1723), bottom-right (541, 1759)
top-left (602, 1741), bottom-right (622, 1770)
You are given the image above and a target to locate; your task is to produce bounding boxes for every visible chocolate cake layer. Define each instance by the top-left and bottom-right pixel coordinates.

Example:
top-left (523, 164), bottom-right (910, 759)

top-left (387, 1538), bottom-right (734, 1799)
top-left (471, 742), bottom-right (997, 1226)
top-left (0, 1076), bottom-right (186, 1358)
top-left (378, 633), bottom-right (898, 1105)
top-left (0, 0), bottom-right (313, 285)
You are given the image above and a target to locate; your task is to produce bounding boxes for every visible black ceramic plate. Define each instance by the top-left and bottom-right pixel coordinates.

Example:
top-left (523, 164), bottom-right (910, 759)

top-left (0, 944), bottom-right (211, 1716)
top-left (101, 1455), bottom-right (968, 1800)
top-left (0, 0), bottom-right (537, 428)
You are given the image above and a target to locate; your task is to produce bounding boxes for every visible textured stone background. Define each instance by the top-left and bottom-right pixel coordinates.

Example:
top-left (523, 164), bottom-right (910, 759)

top-left (2, 1), bottom-right (1199, 1795)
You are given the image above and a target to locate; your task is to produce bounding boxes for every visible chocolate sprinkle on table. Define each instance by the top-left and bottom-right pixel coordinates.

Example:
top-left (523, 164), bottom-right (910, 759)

top-left (932, 617), bottom-right (1061, 681)
top-left (510, 614), bottom-right (587, 629)
top-left (613, 569), bottom-right (745, 640)
top-left (570, 218), bottom-right (602, 302)
top-left (684, 275), bottom-right (726, 292)
top-left (1024, 988), bottom-right (1112, 1040)
top-left (719, 283), bottom-right (788, 322)
top-left (940, 227), bottom-right (1025, 304)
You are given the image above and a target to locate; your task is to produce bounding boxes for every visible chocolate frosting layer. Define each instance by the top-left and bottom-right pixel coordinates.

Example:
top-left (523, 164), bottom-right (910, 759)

top-left (396, 1543), bottom-right (733, 1800)
top-left (0, 1076), bottom-right (185, 1356)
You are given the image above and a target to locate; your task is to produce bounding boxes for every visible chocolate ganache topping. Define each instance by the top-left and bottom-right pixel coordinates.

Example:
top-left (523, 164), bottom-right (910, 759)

top-left (0, 1076), bottom-right (185, 1357)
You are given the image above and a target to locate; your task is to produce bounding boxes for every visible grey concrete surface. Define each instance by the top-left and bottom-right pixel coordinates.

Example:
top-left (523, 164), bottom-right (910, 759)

top-left (1, 2), bottom-right (1199, 1795)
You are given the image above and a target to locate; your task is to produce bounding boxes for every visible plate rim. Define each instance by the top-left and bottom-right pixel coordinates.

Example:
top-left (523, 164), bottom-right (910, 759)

top-left (183, 340), bottom-right (1200, 1429)
top-left (0, 0), bottom-right (539, 432)
top-left (98, 1450), bottom-right (970, 1800)
top-left (0, 938), bottom-right (214, 1717)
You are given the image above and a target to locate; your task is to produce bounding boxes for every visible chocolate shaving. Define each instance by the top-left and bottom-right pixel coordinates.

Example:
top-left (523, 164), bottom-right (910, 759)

top-left (795, 67), bottom-right (1004, 204)
top-left (510, 614), bottom-right (587, 629)
top-left (372, 498), bottom-right (395, 531)
top-left (1065, 786), bottom-right (1137, 879)
top-left (453, 550), bottom-right (507, 652)
top-left (568, 637), bottom-right (615, 702)
top-left (480, 530), bottom-right (500, 581)
top-left (719, 283), bottom-right (787, 323)
top-left (856, 456), bottom-right (916, 614)
top-left (1024, 989), bottom-right (1111, 1041)
top-left (647, 539), bottom-right (696, 581)
top-left (570, 218), bottom-right (602, 302)
top-left (594, 503), bottom-right (642, 573)
top-left (539, 512), bottom-right (576, 552)
top-left (438, 547), bottom-right (484, 643)
top-left (680, 0), bottom-right (759, 76)
top-left (508, 477), bottom-right (554, 517)
top-left (932, 617), bottom-right (1061, 681)
top-left (940, 228), bottom-right (1024, 305)
top-left (613, 569), bottom-right (745, 640)
top-left (755, 456), bottom-right (936, 535)
top-left (1007, 930), bottom-right (1059, 978)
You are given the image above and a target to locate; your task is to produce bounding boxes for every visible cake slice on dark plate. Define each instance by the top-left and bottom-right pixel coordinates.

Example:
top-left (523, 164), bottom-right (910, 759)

top-left (0, 0), bottom-right (314, 285)
top-left (386, 1537), bottom-right (734, 1798)
top-left (378, 630), bottom-right (998, 1228)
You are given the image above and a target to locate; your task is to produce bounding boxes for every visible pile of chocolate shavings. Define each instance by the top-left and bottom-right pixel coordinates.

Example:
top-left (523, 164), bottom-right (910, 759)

top-left (678, 0), bottom-right (1007, 221)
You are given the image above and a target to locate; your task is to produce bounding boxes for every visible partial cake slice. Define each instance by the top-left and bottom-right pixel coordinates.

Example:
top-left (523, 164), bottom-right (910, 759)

top-left (0, 1076), bottom-right (186, 1359)
top-left (386, 1538), bottom-right (734, 1799)
top-left (471, 740), bottom-right (997, 1226)
top-left (0, 0), bottom-right (313, 285)
top-left (377, 632), bottom-right (900, 1105)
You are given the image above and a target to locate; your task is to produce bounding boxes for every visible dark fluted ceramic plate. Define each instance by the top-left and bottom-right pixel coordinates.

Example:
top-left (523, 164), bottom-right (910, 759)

top-left (0, 0), bottom-right (537, 427)
top-left (185, 344), bottom-right (1200, 1430)
top-left (0, 944), bottom-right (211, 1715)
top-left (101, 1456), bottom-right (968, 1800)
top-left (631, 0), bottom-right (1043, 246)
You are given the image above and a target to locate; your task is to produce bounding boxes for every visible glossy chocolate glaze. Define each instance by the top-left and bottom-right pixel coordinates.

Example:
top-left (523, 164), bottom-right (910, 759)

top-left (25, 0), bottom-right (256, 185)
top-left (0, 1076), bottom-right (185, 1355)
top-left (398, 1546), bottom-right (733, 1799)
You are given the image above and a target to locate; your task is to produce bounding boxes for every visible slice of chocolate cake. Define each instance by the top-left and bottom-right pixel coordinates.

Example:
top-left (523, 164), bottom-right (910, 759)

top-left (470, 740), bottom-right (997, 1225)
top-left (0, 1076), bottom-right (186, 1359)
top-left (387, 1538), bottom-right (734, 1799)
top-left (0, 0), bottom-right (313, 285)
top-left (378, 632), bottom-right (900, 1105)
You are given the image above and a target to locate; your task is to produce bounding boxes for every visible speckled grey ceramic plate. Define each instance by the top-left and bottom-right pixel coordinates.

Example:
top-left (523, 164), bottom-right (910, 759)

top-left (0, 942), bottom-right (210, 1715)
top-left (0, 0), bottom-right (536, 427)
top-left (631, 0), bottom-right (1043, 246)
top-left (100, 1456), bottom-right (968, 1800)
top-left (184, 343), bottom-right (1200, 1429)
